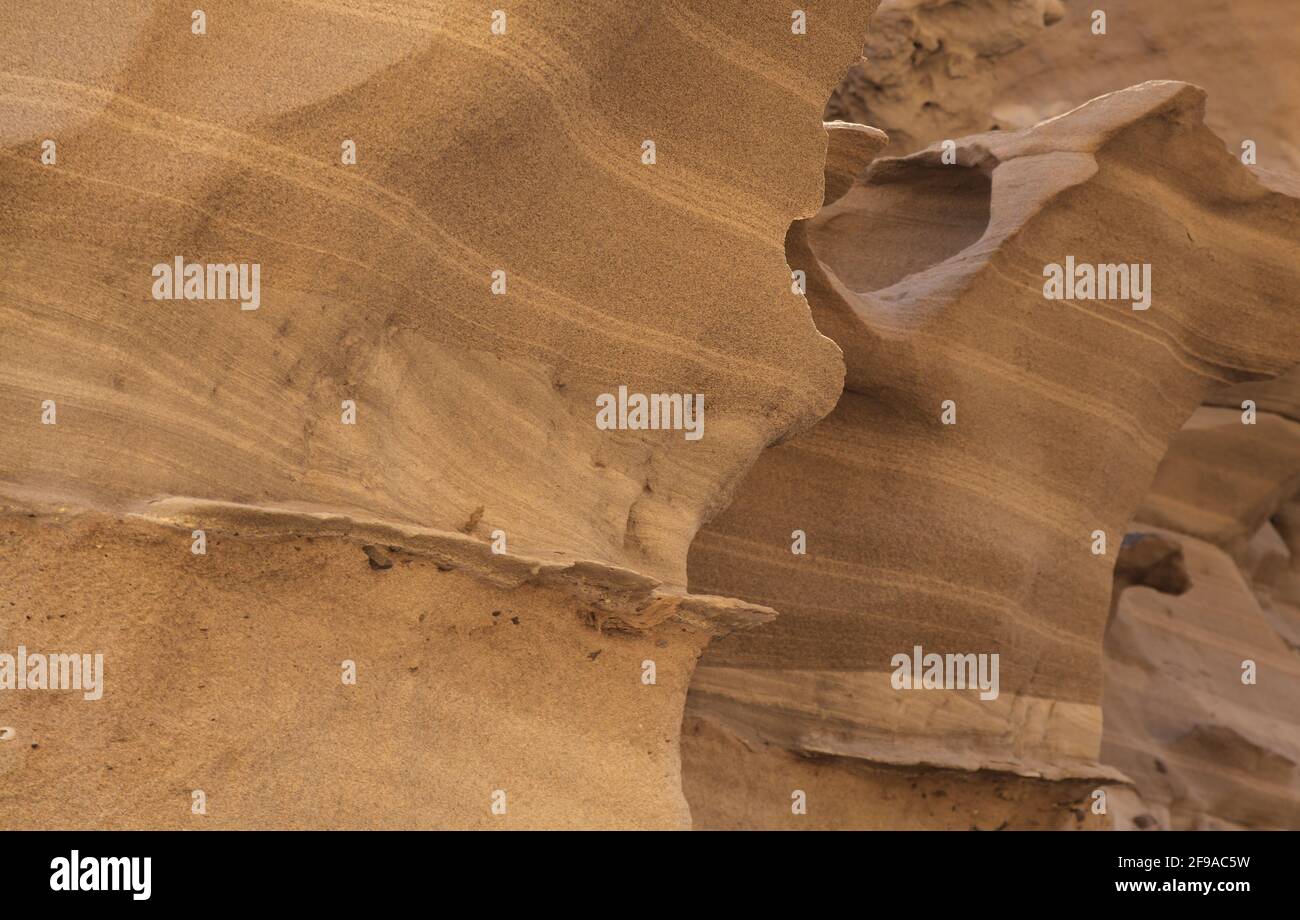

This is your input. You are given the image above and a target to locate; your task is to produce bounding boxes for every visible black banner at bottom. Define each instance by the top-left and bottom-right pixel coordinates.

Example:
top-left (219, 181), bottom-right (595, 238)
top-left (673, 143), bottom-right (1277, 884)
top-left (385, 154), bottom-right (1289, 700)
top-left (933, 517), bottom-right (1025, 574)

top-left (0, 830), bottom-right (1284, 906)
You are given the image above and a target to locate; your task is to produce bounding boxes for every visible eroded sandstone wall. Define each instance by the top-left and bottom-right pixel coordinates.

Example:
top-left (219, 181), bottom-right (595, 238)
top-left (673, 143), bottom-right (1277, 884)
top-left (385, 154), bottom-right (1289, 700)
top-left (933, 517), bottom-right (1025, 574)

top-left (683, 84), bottom-right (1300, 828)
top-left (0, 0), bottom-right (879, 829)
top-left (1103, 372), bottom-right (1300, 830)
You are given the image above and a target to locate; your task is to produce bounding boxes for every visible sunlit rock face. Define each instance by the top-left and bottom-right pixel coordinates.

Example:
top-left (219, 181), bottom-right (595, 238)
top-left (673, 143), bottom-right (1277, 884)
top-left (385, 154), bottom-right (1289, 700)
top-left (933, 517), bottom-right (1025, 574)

top-left (0, 0), bottom-right (879, 829)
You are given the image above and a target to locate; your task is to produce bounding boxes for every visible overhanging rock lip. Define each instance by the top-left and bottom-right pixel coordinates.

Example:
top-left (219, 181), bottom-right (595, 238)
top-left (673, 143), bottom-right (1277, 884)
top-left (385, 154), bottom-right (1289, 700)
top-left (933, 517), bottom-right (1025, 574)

top-left (794, 736), bottom-right (1135, 785)
top-left (0, 488), bottom-right (776, 638)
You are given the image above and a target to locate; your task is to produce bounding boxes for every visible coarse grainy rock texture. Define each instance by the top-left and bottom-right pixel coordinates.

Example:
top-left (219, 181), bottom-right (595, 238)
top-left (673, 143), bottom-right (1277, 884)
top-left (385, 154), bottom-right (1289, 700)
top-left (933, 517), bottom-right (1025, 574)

top-left (683, 81), bottom-right (1300, 828)
top-left (0, 0), bottom-right (881, 829)
top-left (0, 0), bottom-right (884, 588)
top-left (0, 504), bottom-right (731, 829)
top-left (828, 0), bottom-right (1067, 153)
top-left (829, 0), bottom-right (1300, 171)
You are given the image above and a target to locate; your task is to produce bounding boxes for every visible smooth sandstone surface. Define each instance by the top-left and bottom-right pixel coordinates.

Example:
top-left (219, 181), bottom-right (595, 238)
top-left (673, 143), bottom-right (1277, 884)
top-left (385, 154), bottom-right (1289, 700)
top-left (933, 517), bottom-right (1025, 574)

top-left (0, 0), bottom-right (885, 587)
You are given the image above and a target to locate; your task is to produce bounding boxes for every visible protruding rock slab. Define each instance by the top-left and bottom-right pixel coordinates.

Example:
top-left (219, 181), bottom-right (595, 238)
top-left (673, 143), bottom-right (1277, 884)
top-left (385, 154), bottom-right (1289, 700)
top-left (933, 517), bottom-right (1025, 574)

top-left (0, 505), bottom-right (734, 829)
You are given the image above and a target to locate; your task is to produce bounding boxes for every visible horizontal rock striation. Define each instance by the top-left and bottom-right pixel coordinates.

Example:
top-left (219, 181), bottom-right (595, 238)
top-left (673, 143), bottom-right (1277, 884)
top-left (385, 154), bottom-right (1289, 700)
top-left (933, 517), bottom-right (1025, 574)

top-left (1103, 368), bottom-right (1300, 830)
top-left (684, 81), bottom-right (1300, 827)
top-left (0, 0), bottom-right (880, 828)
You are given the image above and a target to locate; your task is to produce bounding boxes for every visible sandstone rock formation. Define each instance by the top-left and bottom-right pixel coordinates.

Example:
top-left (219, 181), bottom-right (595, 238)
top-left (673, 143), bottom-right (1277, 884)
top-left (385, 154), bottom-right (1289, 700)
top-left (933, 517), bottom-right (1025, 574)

top-left (829, 0), bottom-right (1300, 172)
top-left (1103, 526), bottom-right (1300, 830)
top-left (3, 1), bottom-right (1298, 834)
top-left (1114, 533), bottom-right (1191, 602)
top-left (1102, 369), bottom-right (1300, 830)
top-left (683, 81), bottom-right (1300, 828)
top-left (828, 0), bottom-right (1066, 153)
top-left (0, 0), bottom-right (878, 829)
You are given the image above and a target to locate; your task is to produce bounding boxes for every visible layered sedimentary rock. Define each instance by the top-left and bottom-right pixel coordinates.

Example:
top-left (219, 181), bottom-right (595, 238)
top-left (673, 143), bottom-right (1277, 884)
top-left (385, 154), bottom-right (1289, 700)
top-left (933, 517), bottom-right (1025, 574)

top-left (0, 0), bottom-right (876, 587)
top-left (0, 0), bottom-right (880, 828)
top-left (829, 0), bottom-right (1300, 171)
top-left (1136, 407), bottom-right (1300, 563)
top-left (6, 1), bottom-right (1298, 834)
top-left (682, 715), bottom-right (1109, 830)
top-left (1101, 369), bottom-right (1300, 830)
top-left (683, 81), bottom-right (1300, 828)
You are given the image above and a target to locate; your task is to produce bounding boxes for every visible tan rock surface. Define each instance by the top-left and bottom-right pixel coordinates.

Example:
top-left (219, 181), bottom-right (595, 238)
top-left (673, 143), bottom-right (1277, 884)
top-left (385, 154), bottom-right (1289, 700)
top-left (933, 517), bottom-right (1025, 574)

top-left (683, 714), bottom-right (1108, 830)
top-left (683, 82), bottom-right (1300, 827)
top-left (1100, 364), bottom-right (1300, 830)
top-left (4, 1), bottom-right (1298, 834)
top-left (1135, 407), bottom-right (1300, 562)
top-left (829, 0), bottom-right (1300, 170)
top-left (1103, 528), bottom-right (1300, 830)
top-left (0, 0), bottom-right (880, 828)
top-left (0, 0), bottom-right (883, 588)
top-left (1, 502), bottom-right (747, 828)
